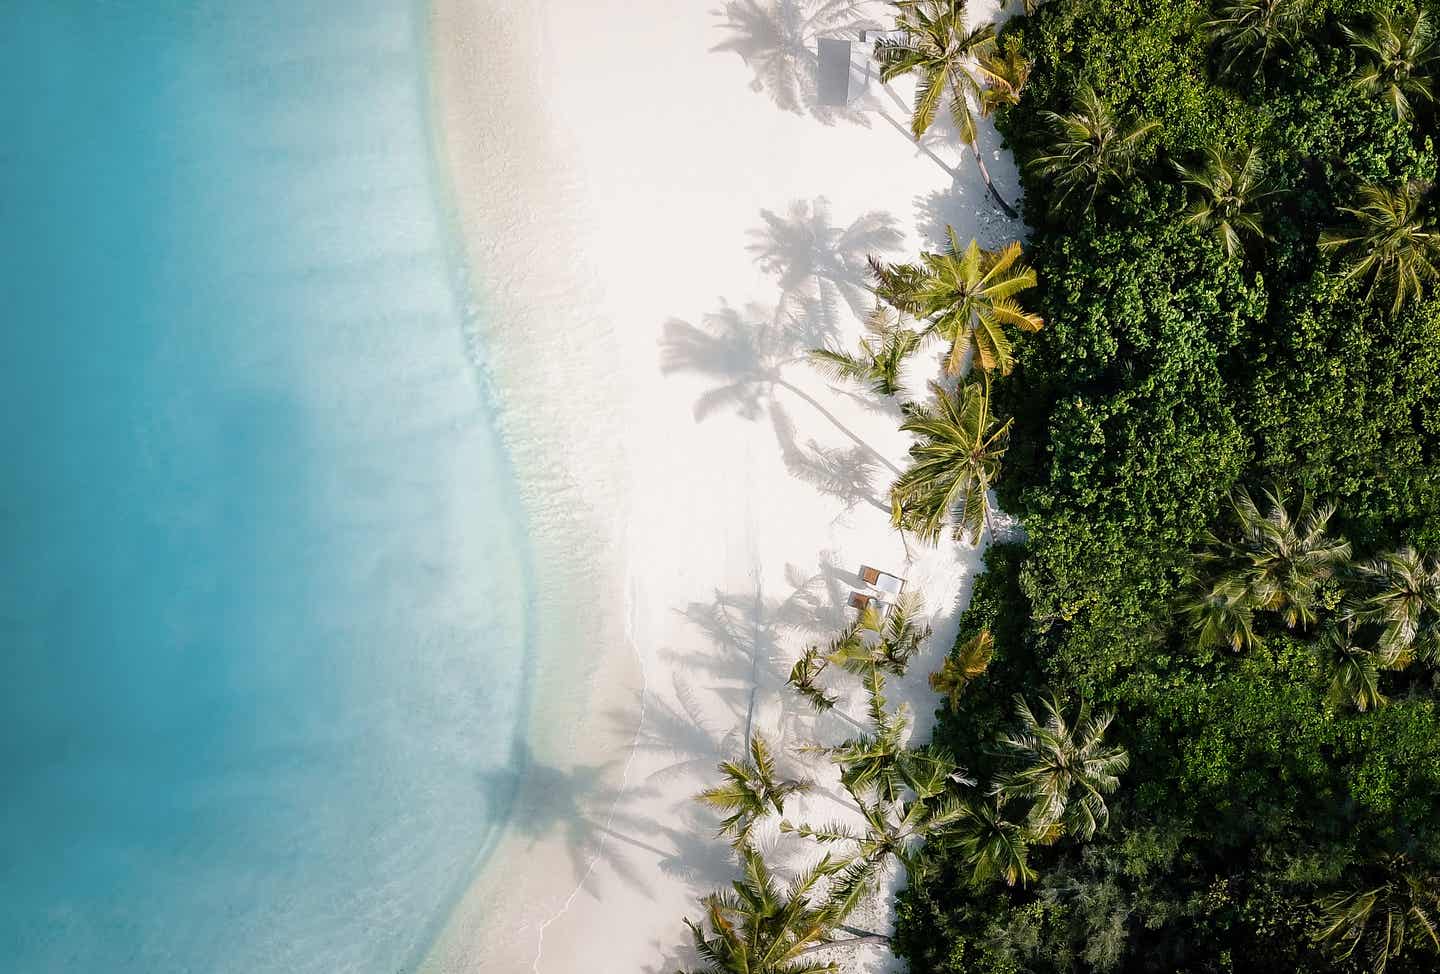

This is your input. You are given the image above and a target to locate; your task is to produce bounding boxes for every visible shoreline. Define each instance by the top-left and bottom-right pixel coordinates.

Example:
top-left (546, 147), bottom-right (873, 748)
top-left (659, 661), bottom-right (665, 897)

top-left (420, 0), bottom-right (647, 970)
top-left (421, 0), bottom-right (1021, 970)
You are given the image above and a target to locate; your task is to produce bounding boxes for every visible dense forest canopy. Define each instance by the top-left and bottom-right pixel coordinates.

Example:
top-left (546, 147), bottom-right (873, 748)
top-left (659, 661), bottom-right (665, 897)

top-left (896, 0), bottom-right (1440, 972)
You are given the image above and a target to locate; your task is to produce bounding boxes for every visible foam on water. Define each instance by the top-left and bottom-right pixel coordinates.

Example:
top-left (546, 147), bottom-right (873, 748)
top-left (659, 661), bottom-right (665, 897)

top-left (0, 2), bottom-right (530, 970)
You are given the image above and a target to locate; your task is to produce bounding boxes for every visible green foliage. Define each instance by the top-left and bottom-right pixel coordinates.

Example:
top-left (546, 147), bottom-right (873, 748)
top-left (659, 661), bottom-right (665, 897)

top-left (870, 234), bottom-right (1043, 376)
top-left (891, 378), bottom-right (1013, 545)
top-left (896, 0), bottom-right (1440, 969)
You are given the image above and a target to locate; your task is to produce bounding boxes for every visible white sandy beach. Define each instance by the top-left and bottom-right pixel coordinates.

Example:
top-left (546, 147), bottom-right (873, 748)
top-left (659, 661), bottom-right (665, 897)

top-left (424, 1), bottom-right (1022, 971)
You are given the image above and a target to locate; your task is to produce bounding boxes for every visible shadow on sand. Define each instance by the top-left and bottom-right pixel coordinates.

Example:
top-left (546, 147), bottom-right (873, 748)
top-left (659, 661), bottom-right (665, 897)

top-left (710, 0), bottom-right (879, 126)
top-left (747, 196), bottom-right (901, 326)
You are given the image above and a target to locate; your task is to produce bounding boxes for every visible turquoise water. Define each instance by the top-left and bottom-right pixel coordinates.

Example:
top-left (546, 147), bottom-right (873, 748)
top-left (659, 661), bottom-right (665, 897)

top-left (0, 2), bottom-right (531, 971)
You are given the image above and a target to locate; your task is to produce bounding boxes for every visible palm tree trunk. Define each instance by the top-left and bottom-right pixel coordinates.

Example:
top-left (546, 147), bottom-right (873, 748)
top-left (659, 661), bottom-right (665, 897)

top-left (775, 378), bottom-right (903, 477)
top-left (880, 79), bottom-right (1016, 218)
top-left (796, 933), bottom-right (892, 957)
top-left (877, 109), bottom-right (957, 178)
top-left (969, 140), bottom-right (1019, 218)
top-left (838, 924), bottom-right (890, 941)
top-left (826, 703), bottom-right (870, 735)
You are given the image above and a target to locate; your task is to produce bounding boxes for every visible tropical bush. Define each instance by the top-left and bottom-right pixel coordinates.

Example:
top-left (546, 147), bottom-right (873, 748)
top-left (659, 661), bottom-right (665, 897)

top-left (895, 0), bottom-right (1440, 971)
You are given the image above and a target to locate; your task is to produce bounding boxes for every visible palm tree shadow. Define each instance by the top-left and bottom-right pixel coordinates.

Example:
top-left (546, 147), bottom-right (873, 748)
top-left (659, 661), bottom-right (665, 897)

top-left (659, 300), bottom-right (903, 483)
top-left (659, 565), bottom-right (839, 744)
top-left (747, 197), bottom-right (902, 328)
top-left (770, 401), bottom-right (889, 516)
top-left (914, 175), bottom-right (1023, 252)
top-left (611, 674), bottom-right (744, 789)
top-left (710, 0), bottom-right (879, 127)
top-left (659, 301), bottom-right (794, 422)
top-left (476, 742), bottom-right (671, 898)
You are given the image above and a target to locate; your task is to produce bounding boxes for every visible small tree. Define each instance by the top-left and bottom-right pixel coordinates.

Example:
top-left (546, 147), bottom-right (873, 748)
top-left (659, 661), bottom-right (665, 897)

top-left (891, 379), bottom-right (1012, 546)
top-left (1319, 181), bottom-right (1440, 313)
top-left (1030, 83), bottom-right (1159, 214)
top-left (992, 693), bottom-right (1130, 841)
top-left (1343, 7), bottom-right (1438, 123)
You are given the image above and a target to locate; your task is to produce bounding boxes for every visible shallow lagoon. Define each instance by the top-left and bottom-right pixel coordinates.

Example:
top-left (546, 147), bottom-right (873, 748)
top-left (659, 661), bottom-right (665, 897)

top-left (0, 2), bottom-right (529, 970)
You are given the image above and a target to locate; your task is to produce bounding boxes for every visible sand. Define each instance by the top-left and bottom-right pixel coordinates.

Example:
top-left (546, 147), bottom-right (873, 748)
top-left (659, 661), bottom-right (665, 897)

top-left (422, 1), bottom-right (1022, 971)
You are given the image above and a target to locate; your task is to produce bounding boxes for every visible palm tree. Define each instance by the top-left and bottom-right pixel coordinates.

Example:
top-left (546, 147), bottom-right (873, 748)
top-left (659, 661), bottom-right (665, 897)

top-left (824, 667), bottom-right (914, 804)
top-left (870, 231), bottom-right (1042, 375)
top-left (679, 845), bottom-right (886, 974)
top-left (1204, 0), bottom-right (1311, 81)
top-left (1030, 82), bottom-right (1160, 213)
top-left (783, 782), bottom-right (969, 882)
top-left (696, 734), bottom-right (812, 849)
top-left (1178, 571), bottom-right (1260, 652)
top-left (789, 593), bottom-right (931, 724)
top-left (1207, 485), bottom-right (1352, 630)
top-left (1319, 181), bottom-right (1440, 313)
top-left (1352, 546), bottom-right (1440, 665)
top-left (808, 308), bottom-right (921, 399)
top-left (992, 693), bottom-right (1129, 841)
top-left (949, 794), bottom-right (1038, 887)
top-left (1316, 623), bottom-right (1391, 712)
top-left (874, 1), bottom-right (1018, 216)
top-left (978, 41), bottom-right (1031, 115)
top-left (930, 629), bottom-right (994, 711)
top-left (1343, 8), bottom-right (1438, 123)
top-left (891, 379), bottom-right (1012, 546)
top-left (1173, 145), bottom-right (1274, 258)
top-left (1314, 858), bottom-right (1440, 974)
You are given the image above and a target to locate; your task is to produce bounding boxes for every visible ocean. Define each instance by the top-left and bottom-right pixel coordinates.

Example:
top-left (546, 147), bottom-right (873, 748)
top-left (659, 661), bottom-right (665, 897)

top-left (0, 1), bottom-right (531, 970)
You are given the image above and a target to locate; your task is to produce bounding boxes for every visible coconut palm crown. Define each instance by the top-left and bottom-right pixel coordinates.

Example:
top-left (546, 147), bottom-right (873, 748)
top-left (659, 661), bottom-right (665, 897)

top-left (1204, 0), bottom-right (1311, 81)
top-left (1343, 7), bottom-right (1438, 123)
top-left (1315, 623), bottom-right (1392, 713)
top-left (808, 307), bottom-right (921, 399)
top-left (978, 41), bottom-right (1031, 114)
top-left (1351, 546), bottom-right (1440, 665)
top-left (1319, 181), bottom-right (1440, 313)
top-left (891, 379), bottom-right (1012, 546)
top-left (1174, 145), bottom-right (1274, 258)
top-left (696, 734), bottom-right (811, 849)
top-left (679, 845), bottom-right (878, 974)
top-left (1313, 857), bottom-right (1440, 974)
top-left (1178, 570), bottom-right (1261, 652)
top-left (869, 230), bottom-right (1043, 376)
top-left (949, 794), bottom-right (1039, 887)
top-left (991, 692), bottom-right (1129, 841)
top-left (930, 628), bottom-right (995, 712)
top-left (789, 593), bottom-right (931, 719)
top-left (1202, 485), bottom-right (1352, 630)
top-left (1030, 82), bottom-right (1160, 214)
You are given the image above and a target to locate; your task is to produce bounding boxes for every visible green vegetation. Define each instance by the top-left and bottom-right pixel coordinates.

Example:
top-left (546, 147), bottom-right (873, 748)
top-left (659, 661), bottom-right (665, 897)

top-left (890, 379), bottom-right (1013, 545)
top-left (892, 0), bottom-right (1440, 970)
top-left (869, 234), bottom-right (1043, 375)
